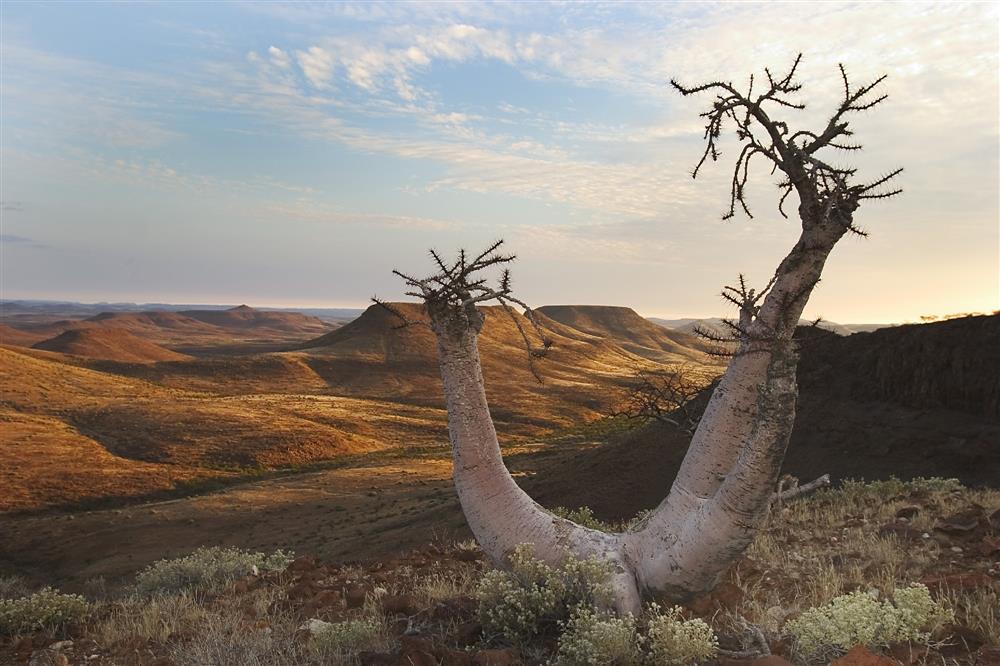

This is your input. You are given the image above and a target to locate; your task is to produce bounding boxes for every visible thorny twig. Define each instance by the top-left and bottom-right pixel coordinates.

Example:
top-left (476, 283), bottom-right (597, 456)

top-left (375, 240), bottom-right (553, 381)
top-left (671, 54), bottom-right (902, 233)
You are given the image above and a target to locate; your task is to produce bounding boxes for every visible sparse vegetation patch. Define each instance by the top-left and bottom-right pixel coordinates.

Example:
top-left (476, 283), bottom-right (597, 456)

top-left (135, 545), bottom-right (294, 595)
top-left (0, 587), bottom-right (89, 635)
top-left (785, 584), bottom-right (952, 661)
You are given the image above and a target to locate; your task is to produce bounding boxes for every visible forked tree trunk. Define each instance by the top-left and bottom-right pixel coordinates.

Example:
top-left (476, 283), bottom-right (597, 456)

top-left (426, 218), bottom-right (845, 613)
top-left (403, 56), bottom-right (899, 615)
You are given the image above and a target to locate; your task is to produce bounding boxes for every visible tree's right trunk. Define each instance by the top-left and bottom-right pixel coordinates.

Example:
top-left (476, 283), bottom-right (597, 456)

top-left (624, 219), bottom-right (843, 598)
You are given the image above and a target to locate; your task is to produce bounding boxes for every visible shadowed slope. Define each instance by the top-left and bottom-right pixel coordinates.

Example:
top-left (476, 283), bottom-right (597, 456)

top-left (532, 315), bottom-right (1000, 523)
top-left (0, 346), bottom-right (412, 511)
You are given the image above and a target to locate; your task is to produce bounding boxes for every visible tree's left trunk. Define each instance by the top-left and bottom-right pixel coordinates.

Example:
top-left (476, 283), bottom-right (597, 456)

top-left (433, 315), bottom-right (643, 613)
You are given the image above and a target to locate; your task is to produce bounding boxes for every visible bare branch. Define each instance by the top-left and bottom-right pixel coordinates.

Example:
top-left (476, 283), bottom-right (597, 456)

top-left (384, 240), bottom-right (551, 381)
top-left (673, 55), bottom-right (902, 227)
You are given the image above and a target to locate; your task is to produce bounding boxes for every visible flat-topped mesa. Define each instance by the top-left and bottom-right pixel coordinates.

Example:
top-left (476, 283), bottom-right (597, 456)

top-left (538, 305), bottom-right (713, 361)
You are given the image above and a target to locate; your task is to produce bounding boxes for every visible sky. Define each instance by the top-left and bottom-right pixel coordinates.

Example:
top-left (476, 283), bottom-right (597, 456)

top-left (1, 1), bottom-right (997, 323)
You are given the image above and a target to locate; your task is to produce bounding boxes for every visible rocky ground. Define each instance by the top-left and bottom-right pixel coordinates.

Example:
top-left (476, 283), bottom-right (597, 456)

top-left (2, 479), bottom-right (997, 665)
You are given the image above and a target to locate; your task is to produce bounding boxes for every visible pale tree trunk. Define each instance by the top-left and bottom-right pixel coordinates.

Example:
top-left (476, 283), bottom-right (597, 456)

top-left (432, 307), bottom-right (643, 613)
top-left (391, 56), bottom-right (899, 614)
top-left (427, 222), bottom-right (840, 610)
top-left (622, 222), bottom-right (844, 598)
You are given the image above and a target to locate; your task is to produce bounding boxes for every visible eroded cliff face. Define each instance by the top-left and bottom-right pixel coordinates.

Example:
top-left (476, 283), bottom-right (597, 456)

top-left (795, 314), bottom-right (1000, 418)
top-left (524, 315), bottom-right (1000, 525)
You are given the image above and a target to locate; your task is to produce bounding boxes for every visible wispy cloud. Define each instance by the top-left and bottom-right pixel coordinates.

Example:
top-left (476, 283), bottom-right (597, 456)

top-left (1, 234), bottom-right (47, 249)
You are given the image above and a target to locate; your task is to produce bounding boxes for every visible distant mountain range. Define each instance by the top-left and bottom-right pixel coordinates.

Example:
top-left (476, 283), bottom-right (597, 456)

top-left (3, 300), bottom-right (897, 334)
top-left (0, 299), bottom-right (364, 323)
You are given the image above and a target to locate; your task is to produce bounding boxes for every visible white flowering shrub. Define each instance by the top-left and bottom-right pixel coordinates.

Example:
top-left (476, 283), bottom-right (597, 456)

top-left (475, 544), bottom-right (614, 644)
top-left (0, 587), bottom-right (90, 635)
top-left (136, 546), bottom-right (294, 595)
top-left (310, 618), bottom-right (388, 658)
top-left (786, 584), bottom-right (953, 660)
top-left (645, 603), bottom-right (718, 665)
top-left (553, 608), bottom-right (642, 665)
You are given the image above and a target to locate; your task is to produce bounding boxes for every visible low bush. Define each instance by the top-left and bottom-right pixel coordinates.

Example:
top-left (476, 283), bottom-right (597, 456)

top-left (0, 587), bottom-right (90, 635)
top-left (135, 546), bottom-right (294, 595)
top-left (475, 544), bottom-right (613, 644)
top-left (310, 617), bottom-right (391, 660)
top-left (550, 506), bottom-right (653, 533)
top-left (785, 583), bottom-right (952, 660)
top-left (645, 603), bottom-right (718, 665)
top-left (553, 607), bottom-right (642, 665)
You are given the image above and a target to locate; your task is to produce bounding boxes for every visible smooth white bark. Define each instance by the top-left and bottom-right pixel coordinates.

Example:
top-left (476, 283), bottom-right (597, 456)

top-left (427, 218), bottom-right (849, 610)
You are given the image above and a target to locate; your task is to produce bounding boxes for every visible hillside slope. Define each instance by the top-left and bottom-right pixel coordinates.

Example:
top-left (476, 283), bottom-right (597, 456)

top-left (0, 346), bottom-right (416, 511)
top-left (179, 305), bottom-right (332, 337)
top-left (295, 302), bottom-right (702, 425)
top-left (0, 324), bottom-right (47, 347)
top-left (32, 327), bottom-right (193, 363)
top-left (538, 305), bottom-right (713, 363)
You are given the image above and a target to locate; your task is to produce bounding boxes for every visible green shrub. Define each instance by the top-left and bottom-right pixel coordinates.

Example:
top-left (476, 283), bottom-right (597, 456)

top-left (135, 546), bottom-right (294, 595)
top-left (310, 618), bottom-right (389, 659)
top-left (475, 544), bottom-right (613, 644)
top-left (551, 507), bottom-right (654, 533)
top-left (0, 587), bottom-right (90, 635)
top-left (645, 603), bottom-right (718, 665)
top-left (551, 506), bottom-right (611, 531)
top-left (785, 583), bottom-right (953, 660)
top-left (553, 608), bottom-right (642, 665)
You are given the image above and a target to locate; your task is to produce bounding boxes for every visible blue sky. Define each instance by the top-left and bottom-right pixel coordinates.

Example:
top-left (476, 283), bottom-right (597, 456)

top-left (2, 1), bottom-right (997, 322)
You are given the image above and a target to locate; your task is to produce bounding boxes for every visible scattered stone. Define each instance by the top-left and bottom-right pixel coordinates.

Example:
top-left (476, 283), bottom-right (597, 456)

top-left (749, 658), bottom-right (794, 666)
top-left (919, 572), bottom-right (992, 591)
top-left (939, 624), bottom-right (985, 656)
top-left (298, 618), bottom-right (333, 634)
top-left (359, 652), bottom-right (397, 666)
top-left (895, 506), bottom-right (920, 519)
top-left (344, 584), bottom-right (369, 608)
top-left (973, 645), bottom-right (1000, 665)
top-left (935, 506), bottom-right (986, 535)
top-left (453, 549), bottom-right (481, 562)
top-left (719, 657), bottom-right (794, 666)
top-left (951, 546), bottom-right (964, 553)
top-left (452, 621), bottom-right (482, 645)
top-left (382, 593), bottom-right (421, 616)
top-left (830, 645), bottom-right (903, 665)
top-left (980, 535), bottom-right (1000, 556)
top-left (28, 651), bottom-right (69, 666)
top-left (887, 642), bottom-right (930, 665)
top-left (399, 635), bottom-right (437, 666)
top-left (288, 555), bottom-right (319, 573)
top-left (432, 595), bottom-right (477, 620)
top-left (688, 581), bottom-right (743, 614)
top-left (440, 649), bottom-right (475, 666)
top-left (472, 648), bottom-right (521, 665)
top-left (879, 523), bottom-right (924, 540)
